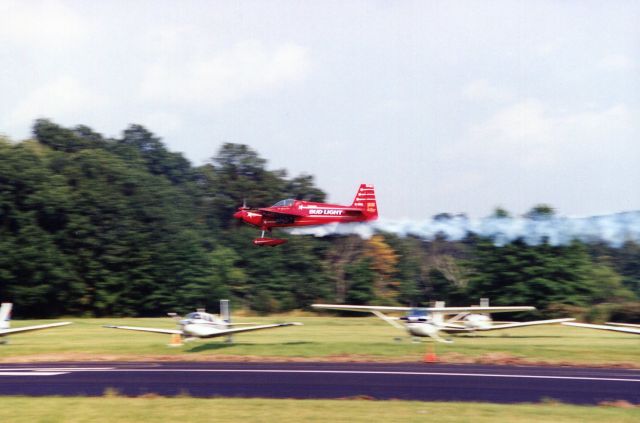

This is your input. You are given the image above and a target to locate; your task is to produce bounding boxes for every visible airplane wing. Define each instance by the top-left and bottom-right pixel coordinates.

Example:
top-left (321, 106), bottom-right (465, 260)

top-left (259, 208), bottom-right (367, 218)
top-left (226, 322), bottom-right (259, 326)
top-left (327, 207), bottom-right (366, 215)
top-left (103, 323), bottom-right (302, 338)
top-left (199, 322), bottom-right (302, 338)
top-left (312, 304), bottom-right (413, 312)
top-left (312, 304), bottom-right (534, 314)
top-left (0, 322), bottom-right (72, 336)
top-left (427, 306), bottom-right (535, 314)
top-left (103, 325), bottom-right (183, 335)
top-left (258, 208), bottom-right (306, 218)
top-left (563, 322), bottom-right (640, 335)
top-left (605, 322), bottom-right (640, 329)
top-left (470, 318), bottom-right (575, 331)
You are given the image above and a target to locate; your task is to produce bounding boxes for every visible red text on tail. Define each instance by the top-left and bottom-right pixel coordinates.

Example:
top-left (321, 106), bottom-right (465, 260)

top-left (352, 184), bottom-right (378, 220)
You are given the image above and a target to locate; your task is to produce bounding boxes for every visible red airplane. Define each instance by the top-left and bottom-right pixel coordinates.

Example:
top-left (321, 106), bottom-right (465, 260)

top-left (233, 184), bottom-right (378, 246)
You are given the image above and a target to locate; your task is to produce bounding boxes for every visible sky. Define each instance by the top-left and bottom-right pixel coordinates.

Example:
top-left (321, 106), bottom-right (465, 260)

top-left (1, 0), bottom-right (639, 220)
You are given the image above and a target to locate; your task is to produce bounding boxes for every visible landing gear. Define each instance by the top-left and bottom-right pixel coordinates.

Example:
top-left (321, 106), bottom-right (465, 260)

top-left (253, 237), bottom-right (287, 247)
top-left (253, 228), bottom-right (287, 247)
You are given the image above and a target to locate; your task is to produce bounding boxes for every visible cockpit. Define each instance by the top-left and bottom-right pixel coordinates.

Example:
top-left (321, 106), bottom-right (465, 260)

top-left (408, 308), bottom-right (429, 317)
top-left (185, 312), bottom-right (213, 322)
top-left (272, 199), bottom-right (295, 207)
top-left (401, 308), bottom-right (431, 323)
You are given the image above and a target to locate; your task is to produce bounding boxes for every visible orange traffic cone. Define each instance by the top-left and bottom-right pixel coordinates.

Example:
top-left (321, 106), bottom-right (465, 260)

top-left (168, 334), bottom-right (183, 347)
top-left (423, 343), bottom-right (438, 363)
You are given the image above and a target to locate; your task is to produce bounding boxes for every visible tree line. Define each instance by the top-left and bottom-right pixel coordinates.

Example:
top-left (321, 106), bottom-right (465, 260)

top-left (1, 119), bottom-right (638, 321)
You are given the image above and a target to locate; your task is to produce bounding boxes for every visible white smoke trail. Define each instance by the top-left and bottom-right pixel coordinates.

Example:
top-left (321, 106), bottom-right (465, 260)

top-left (287, 211), bottom-right (640, 247)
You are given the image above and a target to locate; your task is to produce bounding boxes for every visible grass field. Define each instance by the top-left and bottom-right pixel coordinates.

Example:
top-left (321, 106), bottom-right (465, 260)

top-left (0, 315), bottom-right (638, 366)
top-left (0, 397), bottom-right (638, 423)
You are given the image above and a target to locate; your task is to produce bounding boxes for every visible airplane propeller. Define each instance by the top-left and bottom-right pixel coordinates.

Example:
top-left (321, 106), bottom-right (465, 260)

top-left (233, 199), bottom-right (254, 225)
top-left (237, 197), bottom-right (258, 212)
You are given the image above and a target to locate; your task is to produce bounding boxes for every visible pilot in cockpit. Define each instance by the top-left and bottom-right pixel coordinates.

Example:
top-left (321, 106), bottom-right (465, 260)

top-left (272, 199), bottom-right (295, 207)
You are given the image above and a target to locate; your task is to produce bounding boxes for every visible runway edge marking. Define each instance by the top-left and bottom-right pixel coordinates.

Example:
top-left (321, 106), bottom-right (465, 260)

top-left (0, 372), bottom-right (69, 376)
top-left (72, 368), bottom-right (640, 383)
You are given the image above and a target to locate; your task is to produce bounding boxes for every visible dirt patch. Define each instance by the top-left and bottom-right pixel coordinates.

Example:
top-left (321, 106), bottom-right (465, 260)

top-left (598, 400), bottom-right (639, 408)
top-left (1, 352), bottom-right (638, 369)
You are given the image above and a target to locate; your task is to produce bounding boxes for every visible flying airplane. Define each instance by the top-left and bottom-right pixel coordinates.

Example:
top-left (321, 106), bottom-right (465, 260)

top-left (104, 300), bottom-right (302, 344)
top-left (313, 299), bottom-right (574, 343)
top-left (233, 183), bottom-right (378, 246)
top-left (0, 303), bottom-right (72, 344)
top-left (563, 321), bottom-right (640, 335)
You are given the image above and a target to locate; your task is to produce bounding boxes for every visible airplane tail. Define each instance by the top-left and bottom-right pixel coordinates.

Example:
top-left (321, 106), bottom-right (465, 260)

top-left (0, 303), bottom-right (12, 330)
top-left (220, 299), bottom-right (231, 324)
top-left (352, 184), bottom-right (378, 220)
top-left (220, 299), bottom-right (233, 343)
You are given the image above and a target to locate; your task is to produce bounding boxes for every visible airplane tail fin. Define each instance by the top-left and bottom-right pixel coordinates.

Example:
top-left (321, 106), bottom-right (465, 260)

top-left (220, 299), bottom-right (231, 324)
top-left (0, 303), bottom-right (12, 330)
top-left (220, 299), bottom-right (233, 343)
top-left (352, 184), bottom-right (378, 220)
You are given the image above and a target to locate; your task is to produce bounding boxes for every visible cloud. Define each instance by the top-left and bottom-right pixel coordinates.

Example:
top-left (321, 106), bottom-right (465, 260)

top-left (473, 99), bottom-right (552, 140)
top-left (462, 79), bottom-right (512, 102)
top-left (0, 0), bottom-right (89, 48)
top-left (451, 99), bottom-right (639, 170)
top-left (139, 41), bottom-right (311, 106)
top-left (4, 77), bottom-right (106, 131)
top-left (598, 54), bottom-right (635, 71)
top-left (469, 99), bottom-right (554, 167)
top-left (137, 112), bottom-right (183, 136)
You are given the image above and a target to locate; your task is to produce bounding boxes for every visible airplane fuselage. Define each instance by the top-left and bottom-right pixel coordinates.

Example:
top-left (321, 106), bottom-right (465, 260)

top-left (405, 322), bottom-right (441, 337)
top-left (181, 323), bottom-right (229, 338)
top-left (179, 313), bottom-right (230, 338)
top-left (234, 200), bottom-right (374, 230)
top-left (401, 313), bottom-right (493, 337)
top-left (233, 184), bottom-right (378, 246)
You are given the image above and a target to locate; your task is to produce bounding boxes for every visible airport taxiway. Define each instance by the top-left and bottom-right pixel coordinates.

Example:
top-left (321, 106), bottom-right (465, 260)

top-left (0, 362), bottom-right (638, 404)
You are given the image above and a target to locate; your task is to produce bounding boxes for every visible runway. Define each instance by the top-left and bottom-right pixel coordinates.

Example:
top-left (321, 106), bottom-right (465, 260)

top-left (0, 362), bottom-right (638, 404)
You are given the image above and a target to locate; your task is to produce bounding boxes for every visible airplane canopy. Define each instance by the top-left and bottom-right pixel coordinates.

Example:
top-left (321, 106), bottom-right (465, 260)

top-left (272, 199), bottom-right (295, 207)
top-left (185, 312), bottom-right (213, 322)
top-left (409, 308), bottom-right (429, 317)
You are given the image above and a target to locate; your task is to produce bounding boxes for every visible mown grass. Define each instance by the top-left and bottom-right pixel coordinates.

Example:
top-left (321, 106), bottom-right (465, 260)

top-left (0, 316), bottom-right (637, 366)
top-left (0, 397), bottom-right (637, 423)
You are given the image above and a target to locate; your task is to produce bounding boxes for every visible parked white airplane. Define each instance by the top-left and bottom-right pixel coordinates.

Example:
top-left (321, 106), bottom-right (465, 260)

top-left (0, 303), bottom-right (72, 343)
top-left (563, 321), bottom-right (640, 335)
top-left (104, 300), bottom-right (301, 344)
top-left (313, 299), bottom-right (574, 343)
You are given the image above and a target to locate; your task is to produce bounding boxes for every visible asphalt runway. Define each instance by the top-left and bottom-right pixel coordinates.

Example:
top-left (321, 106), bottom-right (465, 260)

top-left (0, 362), bottom-right (638, 404)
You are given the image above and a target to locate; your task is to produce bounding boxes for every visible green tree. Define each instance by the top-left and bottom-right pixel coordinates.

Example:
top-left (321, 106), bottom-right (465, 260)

top-left (587, 263), bottom-right (634, 303)
top-left (613, 241), bottom-right (640, 297)
top-left (524, 204), bottom-right (555, 220)
top-left (491, 207), bottom-right (510, 218)
top-left (222, 228), bottom-right (330, 312)
top-left (113, 125), bottom-right (194, 185)
top-left (344, 258), bottom-right (376, 304)
top-left (0, 142), bottom-right (84, 315)
top-left (466, 239), bottom-right (600, 312)
top-left (34, 119), bottom-right (106, 153)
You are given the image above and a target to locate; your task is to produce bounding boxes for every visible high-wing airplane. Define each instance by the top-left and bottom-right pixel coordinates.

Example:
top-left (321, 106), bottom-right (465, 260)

top-left (233, 183), bottom-right (378, 246)
top-left (313, 300), bottom-right (574, 343)
top-left (563, 321), bottom-right (640, 335)
top-left (104, 301), bottom-right (302, 344)
top-left (0, 303), bottom-right (72, 343)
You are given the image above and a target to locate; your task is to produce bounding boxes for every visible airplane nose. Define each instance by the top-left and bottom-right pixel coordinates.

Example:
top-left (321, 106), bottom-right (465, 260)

top-left (233, 210), bottom-right (243, 219)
